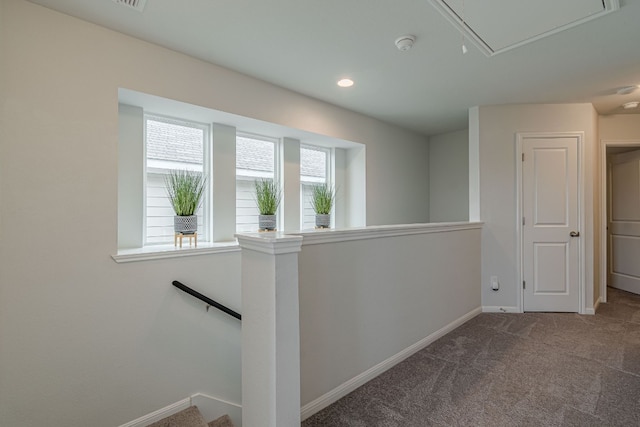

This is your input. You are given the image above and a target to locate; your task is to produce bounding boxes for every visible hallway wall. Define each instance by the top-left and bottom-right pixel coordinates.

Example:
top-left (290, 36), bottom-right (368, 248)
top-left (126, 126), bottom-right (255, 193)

top-left (0, 1), bottom-right (430, 425)
top-left (470, 103), bottom-right (599, 313)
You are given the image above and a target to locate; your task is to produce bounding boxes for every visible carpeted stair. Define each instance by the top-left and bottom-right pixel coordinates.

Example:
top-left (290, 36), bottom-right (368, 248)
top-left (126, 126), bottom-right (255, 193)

top-left (207, 414), bottom-right (234, 427)
top-left (146, 406), bottom-right (235, 427)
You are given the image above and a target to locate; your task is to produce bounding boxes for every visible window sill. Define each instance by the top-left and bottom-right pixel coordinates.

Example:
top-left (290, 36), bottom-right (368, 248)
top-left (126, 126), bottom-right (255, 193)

top-left (111, 222), bottom-right (483, 262)
top-left (112, 241), bottom-right (240, 263)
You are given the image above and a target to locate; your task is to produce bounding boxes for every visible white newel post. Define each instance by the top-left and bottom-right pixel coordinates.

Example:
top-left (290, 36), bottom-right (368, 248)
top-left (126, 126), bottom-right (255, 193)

top-left (236, 233), bottom-right (303, 427)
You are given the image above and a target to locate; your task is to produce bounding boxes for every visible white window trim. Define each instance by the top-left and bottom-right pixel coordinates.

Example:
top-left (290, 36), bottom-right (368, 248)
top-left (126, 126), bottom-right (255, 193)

top-left (144, 113), bottom-right (211, 246)
top-left (300, 144), bottom-right (333, 229)
top-left (235, 132), bottom-right (281, 233)
top-left (300, 144), bottom-right (331, 184)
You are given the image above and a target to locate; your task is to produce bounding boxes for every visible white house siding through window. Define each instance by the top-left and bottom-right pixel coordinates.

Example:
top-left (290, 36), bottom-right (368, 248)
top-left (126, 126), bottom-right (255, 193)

top-left (145, 116), bottom-right (206, 244)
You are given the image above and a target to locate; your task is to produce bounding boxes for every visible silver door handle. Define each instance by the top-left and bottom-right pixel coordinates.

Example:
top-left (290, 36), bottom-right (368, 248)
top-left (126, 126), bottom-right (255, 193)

top-left (570, 231), bottom-right (580, 237)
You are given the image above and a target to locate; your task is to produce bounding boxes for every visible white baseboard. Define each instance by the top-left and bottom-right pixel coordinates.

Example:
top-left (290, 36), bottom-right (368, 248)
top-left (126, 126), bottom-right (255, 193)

top-left (118, 397), bottom-right (191, 427)
top-left (119, 393), bottom-right (242, 427)
top-left (300, 306), bottom-right (482, 421)
top-left (612, 273), bottom-right (640, 295)
top-left (483, 305), bottom-right (600, 315)
top-left (482, 306), bottom-right (521, 313)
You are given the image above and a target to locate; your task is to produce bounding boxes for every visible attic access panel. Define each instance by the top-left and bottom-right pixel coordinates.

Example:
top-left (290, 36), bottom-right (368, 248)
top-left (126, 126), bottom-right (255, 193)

top-left (429, 0), bottom-right (620, 56)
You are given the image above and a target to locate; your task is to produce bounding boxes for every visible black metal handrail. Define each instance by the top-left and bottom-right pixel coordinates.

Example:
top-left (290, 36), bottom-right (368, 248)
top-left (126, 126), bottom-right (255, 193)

top-left (172, 280), bottom-right (242, 321)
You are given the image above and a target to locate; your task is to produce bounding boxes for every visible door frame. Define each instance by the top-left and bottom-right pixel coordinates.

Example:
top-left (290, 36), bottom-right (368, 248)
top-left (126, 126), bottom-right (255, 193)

top-left (516, 132), bottom-right (585, 313)
top-left (599, 139), bottom-right (640, 304)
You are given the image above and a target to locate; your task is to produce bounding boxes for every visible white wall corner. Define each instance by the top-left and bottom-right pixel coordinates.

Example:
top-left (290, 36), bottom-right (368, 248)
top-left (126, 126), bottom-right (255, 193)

top-left (238, 232), bottom-right (302, 427)
top-left (212, 123), bottom-right (238, 242)
top-left (282, 137), bottom-right (301, 232)
top-left (584, 296), bottom-right (601, 315)
top-left (468, 106), bottom-right (481, 222)
top-left (332, 147), bottom-right (346, 229)
top-left (117, 103), bottom-right (144, 249)
top-left (345, 146), bottom-right (366, 227)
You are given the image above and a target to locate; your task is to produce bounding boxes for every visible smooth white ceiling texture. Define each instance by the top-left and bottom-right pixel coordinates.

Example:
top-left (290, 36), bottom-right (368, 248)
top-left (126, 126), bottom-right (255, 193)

top-left (26, 0), bottom-right (640, 136)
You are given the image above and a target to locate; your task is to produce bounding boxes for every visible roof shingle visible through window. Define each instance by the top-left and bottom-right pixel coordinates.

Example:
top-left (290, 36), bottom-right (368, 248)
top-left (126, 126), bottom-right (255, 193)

top-left (236, 135), bottom-right (274, 173)
top-left (146, 118), bottom-right (203, 165)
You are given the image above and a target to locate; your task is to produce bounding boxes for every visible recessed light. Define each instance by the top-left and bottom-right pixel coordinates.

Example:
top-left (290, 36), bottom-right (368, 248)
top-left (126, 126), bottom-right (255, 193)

top-left (623, 101), bottom-right (639, 109)
top-left (337, 78), bottom-right (354, 88)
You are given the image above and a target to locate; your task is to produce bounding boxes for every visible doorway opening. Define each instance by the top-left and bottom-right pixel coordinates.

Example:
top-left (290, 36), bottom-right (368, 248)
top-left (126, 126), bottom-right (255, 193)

top-left (600, 140), bottom-right (640, 303)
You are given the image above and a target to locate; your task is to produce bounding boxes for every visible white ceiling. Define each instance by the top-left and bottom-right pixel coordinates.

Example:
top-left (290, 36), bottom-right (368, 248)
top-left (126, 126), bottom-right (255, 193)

top-left (432, 0), bottom-right (615, 55)
top-left (27, 0), bottom-right (640, 136)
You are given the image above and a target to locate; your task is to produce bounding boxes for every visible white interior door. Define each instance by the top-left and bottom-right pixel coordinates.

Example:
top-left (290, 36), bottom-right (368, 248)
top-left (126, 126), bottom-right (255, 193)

top-left (522, 136), bottom-right (580, 312)
top-left (610, 149), bottom-right (640, 295)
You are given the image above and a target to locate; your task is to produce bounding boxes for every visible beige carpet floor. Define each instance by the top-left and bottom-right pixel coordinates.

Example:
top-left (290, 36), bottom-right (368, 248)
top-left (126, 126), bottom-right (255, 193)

top-left (302, 287), bottom-right (640, 426)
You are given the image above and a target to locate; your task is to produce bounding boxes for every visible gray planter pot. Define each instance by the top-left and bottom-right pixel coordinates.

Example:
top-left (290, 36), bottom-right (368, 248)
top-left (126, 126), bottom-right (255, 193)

top-left (174, 215), bottom-right (197, 234)
top-left (315, 214), bottom-right (331, 228)
top-left (259, 214), bottom-right (277, 231)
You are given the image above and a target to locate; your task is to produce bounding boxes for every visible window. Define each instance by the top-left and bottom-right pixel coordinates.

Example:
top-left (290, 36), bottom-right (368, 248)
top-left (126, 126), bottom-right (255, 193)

top-left (145, 115), bottom-right (209, 244)
top-left (236, 134), bottom-right (277, 233)
top-left (301, 145), bottom-right (330, 229)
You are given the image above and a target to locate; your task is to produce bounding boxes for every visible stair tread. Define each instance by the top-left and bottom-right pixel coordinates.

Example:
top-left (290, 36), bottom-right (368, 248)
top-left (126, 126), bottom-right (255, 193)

top-left (208, 414), bottom-right (234, 427)
top-left (146, 405), bottom-right (208, 427)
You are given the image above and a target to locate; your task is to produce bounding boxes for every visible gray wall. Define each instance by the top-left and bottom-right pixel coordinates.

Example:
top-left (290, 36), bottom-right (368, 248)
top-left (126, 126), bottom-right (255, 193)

top-left (298, 226), bottom-right (481, 414)
top-left (0, 1), bottom-right (430, 426)
top-left (428, 129), bottom-right (469, 222)
top-left (470, 103), bottom-right (599, 312)
top-left (600, 114), bottom-right (640, 140)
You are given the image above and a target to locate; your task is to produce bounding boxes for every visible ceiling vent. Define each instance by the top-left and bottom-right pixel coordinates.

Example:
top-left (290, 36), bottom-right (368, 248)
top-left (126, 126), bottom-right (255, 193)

top-left (112, 0), bottom-right (147, 12)
top-left (428, 0), bottom-right (620, 56)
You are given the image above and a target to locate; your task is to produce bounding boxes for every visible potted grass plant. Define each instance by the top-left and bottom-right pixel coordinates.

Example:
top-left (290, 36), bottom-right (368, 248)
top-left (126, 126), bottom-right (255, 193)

top-left (311, 184), bottom-right (335, 228)
top-left (255, 179), bottom-right (281, 231)
top-left (165, 169), bottom-right (207, 235)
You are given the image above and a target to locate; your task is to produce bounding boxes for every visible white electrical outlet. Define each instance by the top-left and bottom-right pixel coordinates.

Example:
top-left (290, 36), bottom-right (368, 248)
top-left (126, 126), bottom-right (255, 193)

top-left (490, 276), bottom-right (499, 291)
